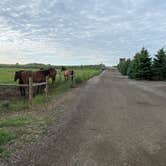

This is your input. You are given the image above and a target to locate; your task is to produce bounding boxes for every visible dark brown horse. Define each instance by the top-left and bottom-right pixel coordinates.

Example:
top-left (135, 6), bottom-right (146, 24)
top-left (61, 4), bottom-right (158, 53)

top-left (14, 68), bottom-right (57, 96)
top-left (61, 66), bottom-right (75, 81)
top-left (40, 67), bottom-right (57, 84)
top-left (14, 70), bottom-right (26, 96)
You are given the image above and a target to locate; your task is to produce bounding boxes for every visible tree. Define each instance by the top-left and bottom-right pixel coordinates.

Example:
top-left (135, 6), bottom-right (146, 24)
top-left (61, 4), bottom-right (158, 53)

top-left (137, 48), bottom-right (152, 80)
top-left (118, 59), bottom-right (131, 75)
top-left (128, 48), bottom-right (152, 80)
top-left (128, 53), bottom-right (140, 79)
top-left (152, 48), bottom-right (166, 80)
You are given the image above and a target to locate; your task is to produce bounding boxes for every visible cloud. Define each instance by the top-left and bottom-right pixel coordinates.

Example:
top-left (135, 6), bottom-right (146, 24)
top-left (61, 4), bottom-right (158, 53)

top-left (0, 0), bottom-right (166, 65)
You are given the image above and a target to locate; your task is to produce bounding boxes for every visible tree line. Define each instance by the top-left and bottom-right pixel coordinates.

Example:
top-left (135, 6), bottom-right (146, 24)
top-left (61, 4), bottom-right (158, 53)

top-left (0, 63), bottom-right (105, 70)
top-left (118, 48), bottom-right (166, 80)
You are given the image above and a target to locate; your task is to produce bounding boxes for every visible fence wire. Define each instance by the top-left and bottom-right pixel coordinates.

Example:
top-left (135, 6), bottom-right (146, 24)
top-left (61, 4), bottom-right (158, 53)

top-left (0, 81), bottom-right (47, 100)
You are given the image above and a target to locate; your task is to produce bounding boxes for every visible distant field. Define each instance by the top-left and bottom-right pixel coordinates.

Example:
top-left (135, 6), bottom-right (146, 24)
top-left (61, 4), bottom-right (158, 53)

top-left (0, 67), bottom-right (102, 84)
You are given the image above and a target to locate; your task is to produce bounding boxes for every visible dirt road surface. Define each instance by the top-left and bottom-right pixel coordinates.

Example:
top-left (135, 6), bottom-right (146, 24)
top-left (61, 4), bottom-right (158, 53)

top-left (8, 69), bottom-right (166, 166)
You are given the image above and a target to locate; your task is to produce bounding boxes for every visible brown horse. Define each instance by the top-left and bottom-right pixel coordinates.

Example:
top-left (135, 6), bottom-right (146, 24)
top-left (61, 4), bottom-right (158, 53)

top-left (61, 66), bottom-right (75, 81)
top-left (40, 67), bottom-right (57, 84)
top-left (14, 70), bottom-right (26, 96)
top-left (14, 68), bottom-right (57, 96)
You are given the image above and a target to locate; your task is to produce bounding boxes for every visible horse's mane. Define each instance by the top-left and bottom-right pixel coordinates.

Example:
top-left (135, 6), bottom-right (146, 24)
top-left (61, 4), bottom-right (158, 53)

top-left (40, 69), bottom-right (50, 76)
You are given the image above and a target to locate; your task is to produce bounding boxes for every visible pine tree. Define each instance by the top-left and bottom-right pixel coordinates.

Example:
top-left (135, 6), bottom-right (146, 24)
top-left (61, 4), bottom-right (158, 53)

top-left (152, 48), bottom-right (166, 80)
top-left (137, 48), bottom-right (152, 80)
top-left (128, 48), bottom-right (152, 80)
top-left (118, 59), bottom-right (131, 75)
top-left (128, 53), bottom-right (140, 79)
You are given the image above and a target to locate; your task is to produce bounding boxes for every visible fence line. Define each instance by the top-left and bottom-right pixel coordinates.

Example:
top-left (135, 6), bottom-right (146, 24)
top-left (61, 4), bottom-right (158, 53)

top-left (0, 77), bottom-right (49, 102)
top-left (0, 84), bottom-right (29, 87)
top-left (0, 82), bottom-right (47, 87)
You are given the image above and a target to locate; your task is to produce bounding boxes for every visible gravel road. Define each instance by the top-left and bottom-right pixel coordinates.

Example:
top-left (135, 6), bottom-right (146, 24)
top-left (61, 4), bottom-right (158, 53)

top-left (9, 69), bottom-right (166, 166)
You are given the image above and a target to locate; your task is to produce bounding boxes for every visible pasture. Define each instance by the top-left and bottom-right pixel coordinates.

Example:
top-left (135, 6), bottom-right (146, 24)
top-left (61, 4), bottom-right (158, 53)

top-left (0, 65), bottom-right (103, 158)
top-left (0, 67), bottom-right (102, 84)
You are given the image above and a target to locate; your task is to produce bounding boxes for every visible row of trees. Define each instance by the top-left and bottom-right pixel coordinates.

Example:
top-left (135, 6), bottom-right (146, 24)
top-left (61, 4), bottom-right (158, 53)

top-left (118, 48), bottom-right (166, 80)
top-left (0, 63), bottom-right (105, 70)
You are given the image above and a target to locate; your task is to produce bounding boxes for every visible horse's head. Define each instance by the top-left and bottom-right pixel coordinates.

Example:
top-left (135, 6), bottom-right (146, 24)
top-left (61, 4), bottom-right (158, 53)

top-left (48, 68), bottom-right (57, 81)
top-left (61, 66), bottom-right (66, 72)
top-left (42, 69), bottom-right (49, 77)
top-left (14, 71), bottom-right (22, 81)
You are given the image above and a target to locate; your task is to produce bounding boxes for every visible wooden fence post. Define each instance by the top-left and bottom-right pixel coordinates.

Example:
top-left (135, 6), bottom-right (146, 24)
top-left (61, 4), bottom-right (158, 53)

top-left (45, 76), bottom-right (48, 97)
top-left (29, 77), bottom-right (33, 103)
top-left (59, 70), bottom-right (62, 81)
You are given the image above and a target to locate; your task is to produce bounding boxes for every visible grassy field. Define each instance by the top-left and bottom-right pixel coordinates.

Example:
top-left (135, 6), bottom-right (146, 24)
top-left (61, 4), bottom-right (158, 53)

top-left (0, 67), bottom-right (102, 84)
top-left (0, 66), bottom-right (103, 159)
top-left (0, 68), bottom-right (37, 84)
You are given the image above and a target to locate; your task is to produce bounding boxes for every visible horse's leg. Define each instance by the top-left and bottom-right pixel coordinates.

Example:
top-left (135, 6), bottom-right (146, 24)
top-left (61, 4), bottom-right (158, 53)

top-left (20, 87), bottom-right (23, 96)
top-left (19, 85), bottom-right (25, 96)
top-left (20, 87), bottom-right (25, 96)
top-left (37, 86), bottom-right (40, 94)
top-left (23, 87), bottom-right (26, 96)
top-left (42, 85), bottom-right (44, 92)
top-left (51, 78), bottom-right (55, 88)
top-left (52, 77), bottom-right (55, 83)
top-left (71, 75), bottom-right (73, 82)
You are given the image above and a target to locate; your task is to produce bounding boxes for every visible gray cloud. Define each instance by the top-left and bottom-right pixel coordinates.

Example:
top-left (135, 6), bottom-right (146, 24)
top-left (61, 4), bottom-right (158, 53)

top-left (0, 0), bottom-right (166, 65)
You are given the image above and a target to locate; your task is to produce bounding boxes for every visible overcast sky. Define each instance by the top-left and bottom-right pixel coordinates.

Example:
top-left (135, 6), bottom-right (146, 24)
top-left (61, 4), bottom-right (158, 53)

top-left (0, 0), bottom-right (166, 65)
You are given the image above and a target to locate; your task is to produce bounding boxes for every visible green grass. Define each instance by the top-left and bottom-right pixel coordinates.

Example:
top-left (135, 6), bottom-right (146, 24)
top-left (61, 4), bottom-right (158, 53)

top-left (0, 100), bottom-right (28, 113)
top-left (0, 66), bottom-right (103, 158)
top-left (0, 129), bottom-right (16, 156)
top-left (0, 67), bottom-right (36, 84)
top-left (0, 66), bottom-right (103, 159)
top-left (0, 67), bottom-right (102, 84)
top-left (0, 67), bottom-right (102, 111)
top-left (0, 129), bottom-right (15, 146)
top-left (0, 117), bottom-right (29, 128)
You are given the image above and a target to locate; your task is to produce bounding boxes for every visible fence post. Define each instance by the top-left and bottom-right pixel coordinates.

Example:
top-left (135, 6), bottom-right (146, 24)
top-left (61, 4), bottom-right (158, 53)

top-left (59, 70), bottom-right (62, 81)
top-left (45, 76), bottom-right (49, 97)
top-left (29, 77), bottom-right (33, 103)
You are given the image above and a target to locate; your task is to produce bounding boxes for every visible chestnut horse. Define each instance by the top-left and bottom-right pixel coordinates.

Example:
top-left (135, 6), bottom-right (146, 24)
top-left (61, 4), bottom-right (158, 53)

top-left (14, 68), bottom-right (57, 96)
top-left (61, 66), bottom-right (75, 81)
top-left (40, 68), bottom-right (57, 84)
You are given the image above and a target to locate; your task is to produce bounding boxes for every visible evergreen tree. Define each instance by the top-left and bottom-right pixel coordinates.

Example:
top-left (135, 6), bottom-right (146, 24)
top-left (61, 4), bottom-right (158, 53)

top-left (118, 59), bottom-right (131, 75)
top-left (128, 53), bottom-right (140, 79)
top-left (137, 48), bottom-right (152, 80)
top-left (152, 48), bottom-right (166, 80)
top-left (128, 48), bottom-right (152, 80)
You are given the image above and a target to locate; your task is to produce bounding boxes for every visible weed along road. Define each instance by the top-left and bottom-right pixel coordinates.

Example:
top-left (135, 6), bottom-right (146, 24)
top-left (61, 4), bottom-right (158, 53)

top-left (11, 69), bottom-right (166, 166)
